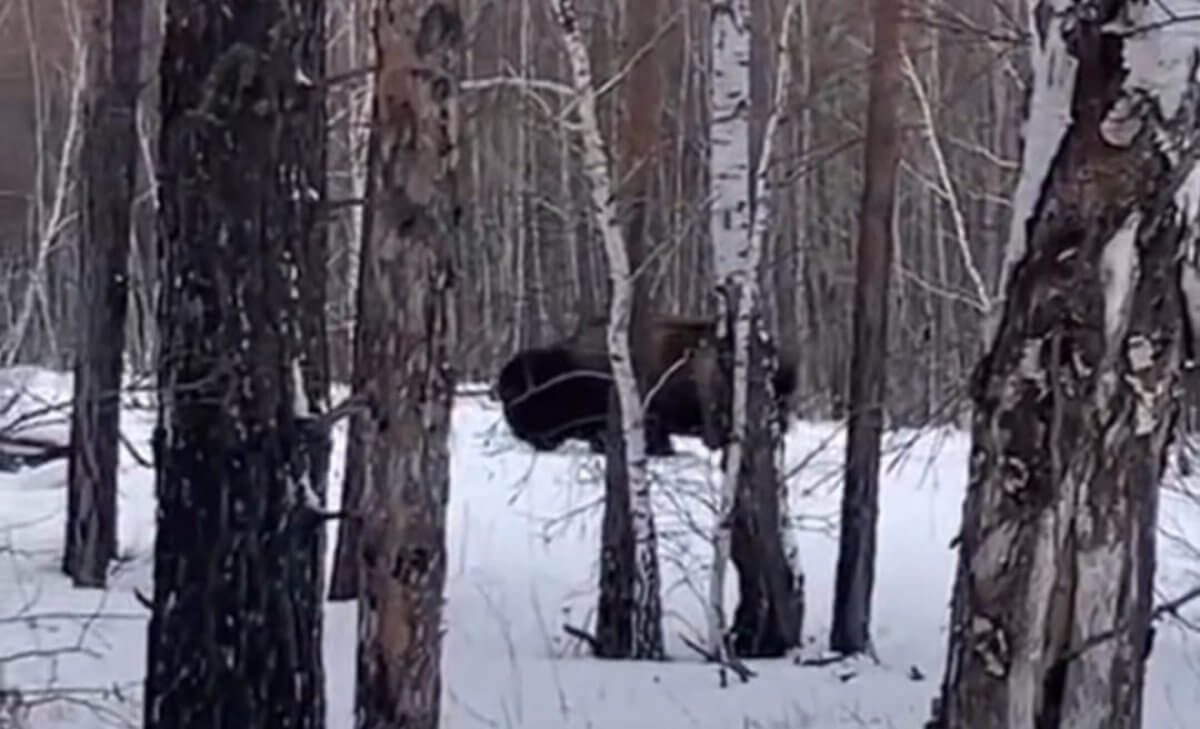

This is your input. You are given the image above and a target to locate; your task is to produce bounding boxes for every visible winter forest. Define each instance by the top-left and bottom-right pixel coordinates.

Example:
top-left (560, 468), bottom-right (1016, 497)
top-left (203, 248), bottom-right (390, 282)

top-left (4, 0), bottom-right (1200, 727)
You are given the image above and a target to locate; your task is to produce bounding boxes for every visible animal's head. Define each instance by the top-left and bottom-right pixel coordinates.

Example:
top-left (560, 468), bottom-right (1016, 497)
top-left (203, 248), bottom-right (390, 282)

top-left (689, 337), bottom-right (732, 451)
top-left (496, 351), bottom-right (534, 405)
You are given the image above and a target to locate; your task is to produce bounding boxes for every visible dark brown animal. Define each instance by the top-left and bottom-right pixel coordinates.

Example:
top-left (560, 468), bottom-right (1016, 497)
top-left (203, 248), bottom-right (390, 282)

top-left (494, 315), bottom-right (797, 456)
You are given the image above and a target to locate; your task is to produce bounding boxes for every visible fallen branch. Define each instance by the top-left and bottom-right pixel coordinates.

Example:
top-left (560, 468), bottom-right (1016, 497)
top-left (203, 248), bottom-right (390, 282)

top-left (679, 632), bottom-right (756, 686)
top-left (0, 433), bottom-right (70, 472)
top-left (800, 652), bottom-right (851, 667)
top-left (562, 622), bottom-right (601, 655)
top-left (118, 429), bottom-right (152, 468)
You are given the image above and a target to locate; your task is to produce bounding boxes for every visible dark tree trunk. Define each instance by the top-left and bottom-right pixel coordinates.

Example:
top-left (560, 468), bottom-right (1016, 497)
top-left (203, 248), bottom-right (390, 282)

top-left (728, 316), bottom-right (804, 658)
top-left (830, 0), bottom-right (901, 655)
top-left (142, 1), bottom-right (329, 727)
top-left (328, 128), bottom-right (382, 602)
top-left (63, 0), bottom-right (145, 588)
top-left (292, 0), bottom-right (334, 596)
top-left (352, 1), bottom-right (462, 726)
top-left (595, 392), bottom-right (638, 658)
top-left (929, 3), bottom-right (1200, 727)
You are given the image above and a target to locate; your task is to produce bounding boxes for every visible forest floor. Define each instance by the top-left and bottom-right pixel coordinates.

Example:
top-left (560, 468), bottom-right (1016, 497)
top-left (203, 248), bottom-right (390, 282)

top-left (1, 365), bottom-right (1199, 728)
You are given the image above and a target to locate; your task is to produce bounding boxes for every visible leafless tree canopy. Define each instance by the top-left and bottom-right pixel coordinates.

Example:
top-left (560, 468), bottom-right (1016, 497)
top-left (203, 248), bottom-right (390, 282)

top-left (0, 0), bottom-right (1026, 426)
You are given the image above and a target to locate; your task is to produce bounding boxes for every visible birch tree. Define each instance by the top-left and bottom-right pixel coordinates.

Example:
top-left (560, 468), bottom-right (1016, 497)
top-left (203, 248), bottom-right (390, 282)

top-left (63, 0), bottom-right (144, 588)
top-left (352, 1), bottom-right (462, 725)
top-left (930, 2), bottom-right (1200, 726)
top-left (143, 0), bottom-right (329, 725)
top-left (549, 0), bottom-right (665, 660)
top-left (708, 0), bottom-right (804, 661)
top-left (830, 0), bottom-right (902, 656)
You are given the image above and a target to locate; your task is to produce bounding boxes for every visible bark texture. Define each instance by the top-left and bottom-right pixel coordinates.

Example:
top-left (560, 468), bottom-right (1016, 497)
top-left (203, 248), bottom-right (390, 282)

top-left (706, 0), bottom-right (753, 662)
top-left (830, 0), bottom-right (902, 655)
top-left (726, 0), bottom-right (805, 660)
top-left (550, 0), bottom-right (665, 660)
top-left (352, 1), bottom-right (462, 726)
top-left (328, 128), bottom-right (382, 602)
top-left (726, 319), bottom-right (804, 657)
top-left (143, 1), bottom-right (329, 727)
top-left (593, 0), bottom-right (666, 660)
top-left (63, 0), bottom-right (144, 588)
top-left (931, 2), bottom-right (1200, 727)
top-left (707, 0), bottom-right (803, 660)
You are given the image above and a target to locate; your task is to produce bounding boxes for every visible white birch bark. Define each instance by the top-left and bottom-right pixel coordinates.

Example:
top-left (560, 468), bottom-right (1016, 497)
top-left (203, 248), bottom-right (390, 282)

top-left (706, 0), bottom-right (801, 659)
top-left (980, 0), bottom-right (1077, 348)
top-left (343, 0), bottom-right (375, 343)
top-left (751, 0), bottom-right (803, 600)
top-left (706, 0), bottom-right (753, 660)
top-left (548, 0), bottom-right (662, 655)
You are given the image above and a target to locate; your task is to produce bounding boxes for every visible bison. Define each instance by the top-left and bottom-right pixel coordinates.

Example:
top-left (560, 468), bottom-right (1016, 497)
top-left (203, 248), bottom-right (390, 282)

top-left (494, 315), bottom-right (798, 456)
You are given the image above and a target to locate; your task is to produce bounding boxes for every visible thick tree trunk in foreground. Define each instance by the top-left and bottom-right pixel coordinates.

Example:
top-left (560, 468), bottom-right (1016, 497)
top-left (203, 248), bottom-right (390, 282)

top-left (353, 2), bottom-right (462, 726)
top-left (63, 0), bottom-right (144, 588)
top-left (143, 1), bottom-right (329, 727)
top-left (551, 0), bottom-right (665, 660)
top-left (930, 3), bottom-right (1200, 727)
top-left (830, 0), bottom-right (902, 655)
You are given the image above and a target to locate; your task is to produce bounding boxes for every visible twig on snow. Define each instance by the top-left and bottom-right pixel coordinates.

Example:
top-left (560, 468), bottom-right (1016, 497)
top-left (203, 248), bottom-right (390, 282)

top-left (679, 632), bottom-right (756, 686)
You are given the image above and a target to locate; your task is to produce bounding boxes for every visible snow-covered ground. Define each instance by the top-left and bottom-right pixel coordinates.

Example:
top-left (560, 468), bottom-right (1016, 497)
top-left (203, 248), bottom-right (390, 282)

top-left (1, 365), bottom-right (1199, 728)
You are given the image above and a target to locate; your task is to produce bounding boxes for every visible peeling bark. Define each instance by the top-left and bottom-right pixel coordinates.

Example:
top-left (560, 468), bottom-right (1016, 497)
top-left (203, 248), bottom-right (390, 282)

top-left (931, 3), bottom-right (1200, 727)
top-left (143, 1), bottom-right (329, 726)
top-left (352, 1), bottom-right (462, 727)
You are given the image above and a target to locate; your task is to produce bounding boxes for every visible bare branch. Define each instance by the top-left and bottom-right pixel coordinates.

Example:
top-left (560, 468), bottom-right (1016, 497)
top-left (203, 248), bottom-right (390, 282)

top-left (899, 43), bottom-right (991, 312)
top-left (1059, 584), bottom-right (1200, 667)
